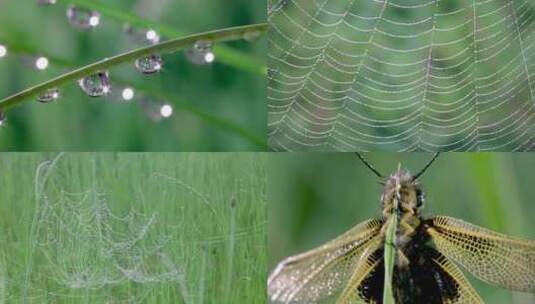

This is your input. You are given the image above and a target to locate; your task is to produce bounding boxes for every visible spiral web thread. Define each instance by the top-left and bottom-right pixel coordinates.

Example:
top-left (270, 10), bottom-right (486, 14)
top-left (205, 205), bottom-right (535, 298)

top-left (268, 0), bottom-right (535, 151)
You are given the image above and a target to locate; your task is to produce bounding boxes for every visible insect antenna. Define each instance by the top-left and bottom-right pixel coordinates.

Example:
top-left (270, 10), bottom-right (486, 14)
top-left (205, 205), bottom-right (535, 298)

top-left (354, 152), bottom-right (383, 178)
top-left (412, 152), bottom-right (440, 181)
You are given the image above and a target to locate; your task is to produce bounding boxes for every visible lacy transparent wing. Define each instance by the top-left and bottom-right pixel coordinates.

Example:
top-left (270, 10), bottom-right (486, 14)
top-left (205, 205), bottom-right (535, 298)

top-left (268, 218), bottom-right (384, 304)
top-left (337, 239), bottom-right (382, 304)
top-left (427, 216), bottom-right (535, 292)
top-left (431, 251), bottom-right (483, 304)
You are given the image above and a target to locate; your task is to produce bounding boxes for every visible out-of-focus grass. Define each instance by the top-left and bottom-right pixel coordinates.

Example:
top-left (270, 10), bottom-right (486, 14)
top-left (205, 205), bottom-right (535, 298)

top-left (0, 153), bottom-right (267, 303)
top-left (0, 0), bottom-right (266, 151)
top-left (268, 153), bottom-right (535, 304)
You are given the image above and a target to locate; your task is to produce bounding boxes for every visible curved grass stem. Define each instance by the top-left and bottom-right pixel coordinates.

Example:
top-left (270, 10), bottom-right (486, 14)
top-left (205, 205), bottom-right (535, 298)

top-left (0, 23), bottom-right (267, 111)
top-left (58, 0), bottom-right (267, 75)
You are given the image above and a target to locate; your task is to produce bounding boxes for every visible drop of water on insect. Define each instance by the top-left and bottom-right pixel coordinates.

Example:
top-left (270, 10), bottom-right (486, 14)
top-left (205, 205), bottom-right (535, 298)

top-left (67, 6), bottom-right (101, 30)
top-left (37, 88), bottom-right (60, 103)
top-left (186, 40), bottom-right (215, 65)
top-left (78, 71), bottom-right (111, 97)
top-left (135, 54), bottom-right (163, 74)
top-left (0, 45), bottom-right (7, 58)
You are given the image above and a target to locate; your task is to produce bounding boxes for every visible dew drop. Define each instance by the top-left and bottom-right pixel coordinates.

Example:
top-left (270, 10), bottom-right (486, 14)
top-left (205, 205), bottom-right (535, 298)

top-left (121, 87), bottom-right (135, 101)
top-left (160, 104), bottom-right (173, 118)
top-left (0, 111), bottom-right (6, 127)
top-left (186, 40), bottom-right (215, 65)
top-left (135, 54), bottom-right (163, 74)
top-left (67, 6), bottom-right (101, 30)
top-left (78, 71), bottom-right (111, 97)
top-left (145, 30), bottom-right (160, 44)
top-left (20, 55), bottom-right (49, 70)
top-left (37, 0), bottom-right (56, 5)
top-left (35, 56), bottom-right (49, 70)
top-left (124, 24), bottom-right (160, 45)
top-left (37, 88), bottom-right (60, 103)
top-left (140, 98), bottom-right (173, 122)
top-left (0, 45), bottom-right (7, 58)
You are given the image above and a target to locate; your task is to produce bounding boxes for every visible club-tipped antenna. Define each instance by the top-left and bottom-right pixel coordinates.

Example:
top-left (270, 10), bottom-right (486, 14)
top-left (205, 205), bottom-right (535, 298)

top-left (412, 152), bottom-right (440, 181)
top-left (354, 152), bottom-right (383, 178)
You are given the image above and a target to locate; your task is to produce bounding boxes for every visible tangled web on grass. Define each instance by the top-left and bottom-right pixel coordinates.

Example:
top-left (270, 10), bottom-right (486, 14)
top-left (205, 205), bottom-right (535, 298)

top-left (268, 0), bottom-right (535, 151)
top-left (28, 159), bottom-right (189, 301)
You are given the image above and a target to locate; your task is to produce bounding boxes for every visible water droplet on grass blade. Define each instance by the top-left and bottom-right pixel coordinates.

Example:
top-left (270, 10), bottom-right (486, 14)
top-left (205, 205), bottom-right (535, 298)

top-left (140, 98), bottom-right (173, 122)
top-left (124, 24), bottom-right (160, 45)
top-left (145, 30), bottom-right (160, 44)
top-left (186, 40), bottom-right (215, 65)
top-left (0, 112), bottom-right (6, 127)
top-left (0, 45), bottom-right (6, 58)
top-left (135, 55), bottom-right (163, 74)
top-left (37, 88), bottom-right (60, 103)
top-left (37, 0), bottom-right (56, 5)
top-left (35, 56), bottom-right (49, 70)
top-left (20, 55), bottom-right (49, 70)
top-left (160, 104), bottom-right (173, 118)
top-left (78, 71), bottom-right (111, 97)
top-left (67, 6), bottom-right (101, 30)
top-left (121, 87), bottom-right (135, 101)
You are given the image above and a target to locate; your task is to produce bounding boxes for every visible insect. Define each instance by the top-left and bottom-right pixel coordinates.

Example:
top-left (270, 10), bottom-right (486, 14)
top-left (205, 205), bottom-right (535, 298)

top-left (268, 153), bottom-right (535, 303)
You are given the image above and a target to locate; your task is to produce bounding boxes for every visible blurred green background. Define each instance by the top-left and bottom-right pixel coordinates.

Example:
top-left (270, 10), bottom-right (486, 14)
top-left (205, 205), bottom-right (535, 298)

top-left (269, 153), bottom-right (535, 303)
top-left (0, 0), bottom-right (266, 151)
top-left (0, 153), bottom-right (266, 303)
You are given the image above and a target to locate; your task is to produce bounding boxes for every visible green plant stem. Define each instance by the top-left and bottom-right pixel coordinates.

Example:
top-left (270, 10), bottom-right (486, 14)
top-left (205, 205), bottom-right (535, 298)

top-left (58, 0), bottom-right (267, 75)
top-left (0, 23), bottom-right (267, 112)
top-left (0, 47), bottom-right (265, 148)
top-left (383, 215), bottom-right (396, 304)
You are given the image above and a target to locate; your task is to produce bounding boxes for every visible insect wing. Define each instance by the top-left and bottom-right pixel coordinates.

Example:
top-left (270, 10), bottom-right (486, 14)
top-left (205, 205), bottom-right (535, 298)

top-left (430, 251), bottom-right (483, 304)
top-left (427, 216), bottom-right (535, 292)
top-left (337, 238), bottom-right (383, 304)
top-left (268, 218), bottom-right (384, 304)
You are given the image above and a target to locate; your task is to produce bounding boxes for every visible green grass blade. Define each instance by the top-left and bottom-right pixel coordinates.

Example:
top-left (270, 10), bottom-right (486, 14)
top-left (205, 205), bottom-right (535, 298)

top-left (383, 215), bottom-right (396, 304)
top-left (225, 197), bottom-right (237, 304)
top-left (0, 23), bottom-right (267, 111)
top-left (0, 44), bottom-right (265, 147)
top-left (57, 0), bottom-right (267, 75)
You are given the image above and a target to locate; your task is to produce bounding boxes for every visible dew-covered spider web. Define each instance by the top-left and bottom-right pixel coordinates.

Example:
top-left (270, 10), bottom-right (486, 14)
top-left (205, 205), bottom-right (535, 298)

top-left (20, 156), bottom-right (190, 303)
top-left (268, 0), bottom-right (535, 151)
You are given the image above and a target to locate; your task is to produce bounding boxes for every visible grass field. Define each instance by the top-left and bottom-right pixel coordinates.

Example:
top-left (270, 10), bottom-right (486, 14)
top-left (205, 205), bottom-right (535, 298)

top-left (269, 153), bottom-right (535, 304)
top-left (0, 153), bottom-right (266, 303)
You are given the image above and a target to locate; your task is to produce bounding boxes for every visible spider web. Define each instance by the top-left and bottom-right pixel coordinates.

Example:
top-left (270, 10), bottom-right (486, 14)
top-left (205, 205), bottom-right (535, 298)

top-left (21, 156), bottom-right (190, 303)
top-left (268, 0), bottom-right (535, 151)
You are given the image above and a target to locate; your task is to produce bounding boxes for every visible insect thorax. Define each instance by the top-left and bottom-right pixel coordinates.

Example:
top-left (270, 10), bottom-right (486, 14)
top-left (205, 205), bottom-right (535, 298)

top-left (381, 170), bottom-right (425, 250)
